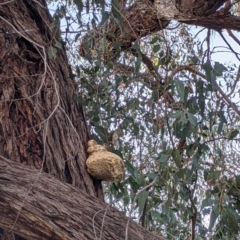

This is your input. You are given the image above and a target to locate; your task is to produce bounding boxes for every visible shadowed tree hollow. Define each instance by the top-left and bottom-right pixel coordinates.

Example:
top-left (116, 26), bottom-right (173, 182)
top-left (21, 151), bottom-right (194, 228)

top-left (1, 0), bottom-right (240, 239)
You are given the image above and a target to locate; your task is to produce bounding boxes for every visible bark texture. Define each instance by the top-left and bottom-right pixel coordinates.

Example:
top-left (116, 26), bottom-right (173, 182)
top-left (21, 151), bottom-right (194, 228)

top-left (79, 0), bottom-right (170, 60)
top-left (79, 0), bottom-right (230, 61)
top-left (0, 0), bottom-right (95, 193)
top-left (155, 0), bottom-right (227, 19)
top-left (180, 13), bottom-right (240, 31)
top-left (0, 157), bottom-right (166, 240)
top-left (0, 0), bottom-right (237, 239)
top-left (0, 0), bottom-right (103, 239)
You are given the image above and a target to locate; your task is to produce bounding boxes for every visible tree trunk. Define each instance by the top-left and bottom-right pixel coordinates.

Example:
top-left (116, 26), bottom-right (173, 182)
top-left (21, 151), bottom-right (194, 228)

top-left (0, 0), bottom-right (103, 238)
top-left (0, 0), bottom-right (95, 193)
top-left (0, 157), bottom-right (166, 240)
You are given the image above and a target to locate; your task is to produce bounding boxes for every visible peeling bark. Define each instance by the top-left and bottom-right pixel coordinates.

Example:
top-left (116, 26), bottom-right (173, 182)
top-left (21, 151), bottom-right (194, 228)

top-left (0, 157), bottom-right (166, 240)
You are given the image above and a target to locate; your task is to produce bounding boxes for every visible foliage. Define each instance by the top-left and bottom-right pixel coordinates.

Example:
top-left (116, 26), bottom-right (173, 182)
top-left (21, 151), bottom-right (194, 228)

top-left (48, 0), bottom-right (240, 239)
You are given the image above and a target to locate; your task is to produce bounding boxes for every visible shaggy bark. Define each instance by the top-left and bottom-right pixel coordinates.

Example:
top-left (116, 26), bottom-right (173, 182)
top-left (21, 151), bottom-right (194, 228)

top-left (79, 0), bottom-right (170, 60)
top-left (79, 0), bottom-right (230, 60)
top-left (154, 0), bottom-right (227, 19)
top-left (180, 13), bottom-right (240, 31)
top-left (0, 0), bottom-right (103, 239)
top-left (0, 0), bottom-right (95, 193)
top-left (0, 157), bottom-right (166, 240)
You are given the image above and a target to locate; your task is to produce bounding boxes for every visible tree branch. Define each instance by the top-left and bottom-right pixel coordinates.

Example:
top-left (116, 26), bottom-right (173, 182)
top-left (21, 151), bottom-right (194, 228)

top-left (171, 65), bottom-right (240, 117)
top-left (180, 14), bottom-right (240, 32)
top-left (0, 157), bottom-right (166, 240)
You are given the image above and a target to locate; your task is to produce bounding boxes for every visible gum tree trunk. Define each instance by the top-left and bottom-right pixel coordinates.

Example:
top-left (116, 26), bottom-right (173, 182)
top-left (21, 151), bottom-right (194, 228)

top-left (0, 0), bottom-right (101, 239)
top-left (0, 0), bottom-right (94, 191)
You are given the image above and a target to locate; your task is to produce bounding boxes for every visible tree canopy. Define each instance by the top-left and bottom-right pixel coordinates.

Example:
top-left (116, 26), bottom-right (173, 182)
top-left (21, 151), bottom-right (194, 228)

top-left (65, 0), bottom-right (240, 239)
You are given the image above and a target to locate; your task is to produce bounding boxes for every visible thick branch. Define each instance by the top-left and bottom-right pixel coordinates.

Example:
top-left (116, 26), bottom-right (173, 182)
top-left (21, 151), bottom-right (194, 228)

top-left (180, 14), bottom-right (240, 31)
top-left (79, 0), bottom-right (234, 61)
top-left (0, 157), bottom-right (166, 240)
top-left (79, 0), bottom-right (170, 59)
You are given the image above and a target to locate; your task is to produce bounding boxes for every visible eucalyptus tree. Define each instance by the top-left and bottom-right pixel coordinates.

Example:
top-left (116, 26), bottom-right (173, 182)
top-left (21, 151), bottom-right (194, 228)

top-left (0, 0), bottom-right (240, 240)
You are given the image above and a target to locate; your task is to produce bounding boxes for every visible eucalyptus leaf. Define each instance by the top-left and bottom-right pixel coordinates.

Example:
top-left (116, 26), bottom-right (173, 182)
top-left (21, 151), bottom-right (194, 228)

top-left (228, 129), bottom-right (239, 140)
top-left (138, 190), bottom-right (149, 215)
top-left (209, 204), bottom-right (219, 230)
top-left (175, 79), bottom-right (185, 101)
top-left (158, 153), bottom-right (169, 163)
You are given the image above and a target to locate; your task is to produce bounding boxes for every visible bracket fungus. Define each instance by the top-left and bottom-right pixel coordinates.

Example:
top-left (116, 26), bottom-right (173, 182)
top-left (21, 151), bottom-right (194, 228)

top-left (86, 140), bottom-right (124, 182)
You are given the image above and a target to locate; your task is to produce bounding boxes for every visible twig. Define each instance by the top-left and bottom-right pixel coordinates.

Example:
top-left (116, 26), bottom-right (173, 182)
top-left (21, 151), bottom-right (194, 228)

top-left (218, 30), bottom-right (240, 61)
top-left (171, 65), bottom-right (240, 117)
top-left (125, 176), bottom-right (159, 240)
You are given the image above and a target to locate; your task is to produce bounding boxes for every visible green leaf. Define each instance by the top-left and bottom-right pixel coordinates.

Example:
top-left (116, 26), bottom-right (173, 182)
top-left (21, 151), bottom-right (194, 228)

top-left (175, 79), bottom-right (185, 101)
top-left (151, 210), bottom-right (162, 221)
top-left (73, 0), bottom-right (83, 12)
top-left (198, 143), bottom-right (210, 153)
top-left (236, 175), bottom-right (240, 187)
top-left (177, 168), bottom-right (187, 180)
top-left (214, 62), bottom-right (227, 77)
top-left (207, 170), bottom-right (221, 181)
top-left (189, 55), bottom-right (199, 64)
top-left (216, 147), bottom-right (222, 157)
top-left (209, 204), bottom-right (219, 230)
top-left (210, 71), bottom-right (216, 86)
top-left (187, 113), bottom-right (197, 126)
top-left (150, 37), bottom-right (159, 44)
top-left (180, 114), bottom-right (188, 124)
top-left (217, 111), bottom-right (227, 134)
top-left (192, 153), bottom-right (200, 169)
top-left (158, 153), bottom-right (169, 163)
top-left (101, 11), bottom-right (109, 24)
top-left (112, 0), bottom-right (121, 23)
top-left (201, 197), bottom-right (214, 210)
top-left (95, 125), bottom-right (108, 141)
top-left (152, 88), bottom-right (159, 102)
top-left (172, 149), bottom-right (181, 167)
top-left (133, 123), bottom-right (139, 136)
top-left (125, 161), bottom-right (138, 180)
top-left (153, 44), bottom-right (160, 53)
top-left (137, 175), bottom-right (146, 186)
top-left (128, 177), bottom-right (139, 193)
top-left (135, 55), bottom-right (142, 73)
top-left (226, 207), bottom-right (239, 234)
top-left (169, 110), bottom-right (183, 119)
top-left (201, 190), bottom-right (213, 209)
top-left (228, 129), bottom-right (239, 140)
top-left (147, 172), bottom-right (157, 180)
top-left (202, 60), bottom-right (212, 82)
top-left (138, 190), bottom-right (149, 215)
